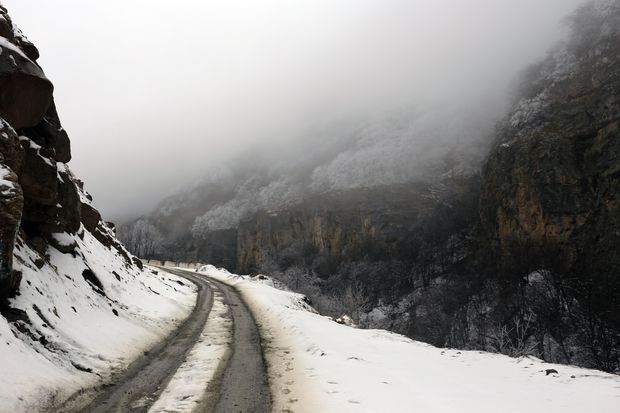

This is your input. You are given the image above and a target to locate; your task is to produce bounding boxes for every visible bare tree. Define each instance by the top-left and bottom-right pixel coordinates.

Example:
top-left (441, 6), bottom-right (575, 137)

top-left (488, 311), bottom-right (538, 357)
top-left (342, 281), bottom-right (372, 325)
top-left (120, 219), bottom-right (165, 258)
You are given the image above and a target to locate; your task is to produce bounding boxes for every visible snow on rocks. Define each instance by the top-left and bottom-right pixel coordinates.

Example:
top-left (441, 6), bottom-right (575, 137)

top-left (0, 229), bottom-right (197, 412)
top-left (0, 163), bottom-right (16, 195)
top-left (199, 265), bottom-right (620, 413)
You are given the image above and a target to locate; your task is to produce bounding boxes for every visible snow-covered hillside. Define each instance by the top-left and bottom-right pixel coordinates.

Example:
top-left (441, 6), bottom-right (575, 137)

top-left (200, 265), bottom-right (620, 413)
top-left (0, 230), bottom-right (196, 412)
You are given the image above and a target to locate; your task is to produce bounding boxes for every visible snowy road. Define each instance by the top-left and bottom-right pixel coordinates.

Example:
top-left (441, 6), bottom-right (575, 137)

top-left (80, 270), bottom-right (215, 412)
top-left (76, 268), bottom-right (271, 413)
top-left (164, 268), bottom-right (271, 413)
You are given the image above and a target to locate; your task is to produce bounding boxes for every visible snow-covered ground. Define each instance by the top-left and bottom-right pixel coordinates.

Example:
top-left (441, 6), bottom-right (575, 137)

top-left (199, 265), bottom-right (620, 413)
top-left (0, 229), bottom-right (197, 412)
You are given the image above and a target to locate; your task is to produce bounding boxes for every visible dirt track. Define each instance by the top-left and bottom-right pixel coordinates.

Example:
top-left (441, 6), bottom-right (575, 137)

top-left (75, 268), bottom-right (271, 413)
top-left (80, 270), bottom-right (214, 412)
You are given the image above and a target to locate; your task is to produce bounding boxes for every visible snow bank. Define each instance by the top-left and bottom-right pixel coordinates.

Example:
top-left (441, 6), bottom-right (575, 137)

top-left (199, 265), bottom-right (620, 413)
top-left (0, 229), bottom-right (197, 412)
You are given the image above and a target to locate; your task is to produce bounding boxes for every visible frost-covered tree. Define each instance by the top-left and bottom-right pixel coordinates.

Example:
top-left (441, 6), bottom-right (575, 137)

top-left (119, 219), bottom-right (165, 258)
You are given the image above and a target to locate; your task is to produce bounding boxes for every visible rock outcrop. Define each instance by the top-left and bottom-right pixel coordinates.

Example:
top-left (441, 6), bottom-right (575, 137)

top-left (480, 3), bottom-right (620, 278)
top-left (0, 14), bottom-right (51, 130)
top-left (468, 2), bottom-right (620, 370)
top-left (0, 5), bottom-right (132, 302)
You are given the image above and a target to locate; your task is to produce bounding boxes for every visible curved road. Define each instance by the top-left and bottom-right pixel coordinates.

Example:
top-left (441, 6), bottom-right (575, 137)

top-left (167, 268), bottom-right (272, 413)
top-left (74, 268), bottom-right (271, 413)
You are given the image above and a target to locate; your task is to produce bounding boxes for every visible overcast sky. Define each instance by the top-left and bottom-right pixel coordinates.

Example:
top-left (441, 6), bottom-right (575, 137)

top-left (3, 0), bottom-right (586, 220)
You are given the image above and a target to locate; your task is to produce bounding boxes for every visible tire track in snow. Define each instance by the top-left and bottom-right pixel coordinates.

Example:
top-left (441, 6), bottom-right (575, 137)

top-left (207, 275), bottom-right (272, 413)
top-left (147, 287), bottom-right (233, 412)
top-left (163, 268), bottom-right (272, 413)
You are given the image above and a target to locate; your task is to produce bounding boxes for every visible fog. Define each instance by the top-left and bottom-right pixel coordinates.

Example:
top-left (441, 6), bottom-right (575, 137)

top-left (3, 0), bottom-right (586, 220)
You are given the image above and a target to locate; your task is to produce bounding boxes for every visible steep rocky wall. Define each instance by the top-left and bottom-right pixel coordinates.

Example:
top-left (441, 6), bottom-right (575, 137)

top-left (0, 5), bottom-right (137, 302)
top-left (469, 2), bottom-right (620, 370)
top-left (235, 183), bottom-right (437, 274)
top-left (479, 2), bottom-right (620, 277)
top-left (220, 178), bottom-right (478, 291)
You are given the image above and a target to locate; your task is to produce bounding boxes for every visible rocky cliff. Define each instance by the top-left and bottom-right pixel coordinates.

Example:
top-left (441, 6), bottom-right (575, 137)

top-left (472, 1), bottom-right (620, 370)
top-left (234, 179), bottom-right (477, 276)
top-left (480, 1), bottom-right (620, 277)
top-left (0, 5), bottom-right (140, 303)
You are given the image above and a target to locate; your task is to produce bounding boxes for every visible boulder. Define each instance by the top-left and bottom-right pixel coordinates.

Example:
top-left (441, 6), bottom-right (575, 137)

top-left (132, 256), bottom-right (144, 270)
top-left (19, 138), bottom-right (57, 205)
top-left (0, 39), bottom-right (52, 129)
top-left (20, 100), bottom-right (71, 163)
top-left (48, 234), bottom-right (77, 254)
top-left (57, 169), bottom-right (81, 233)
top-left (80, 201), bottom-right (102, 233)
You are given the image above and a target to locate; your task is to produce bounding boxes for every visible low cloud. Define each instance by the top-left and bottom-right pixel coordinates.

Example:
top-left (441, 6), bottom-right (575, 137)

top-left (3, 0), bottom-right (587, 220)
